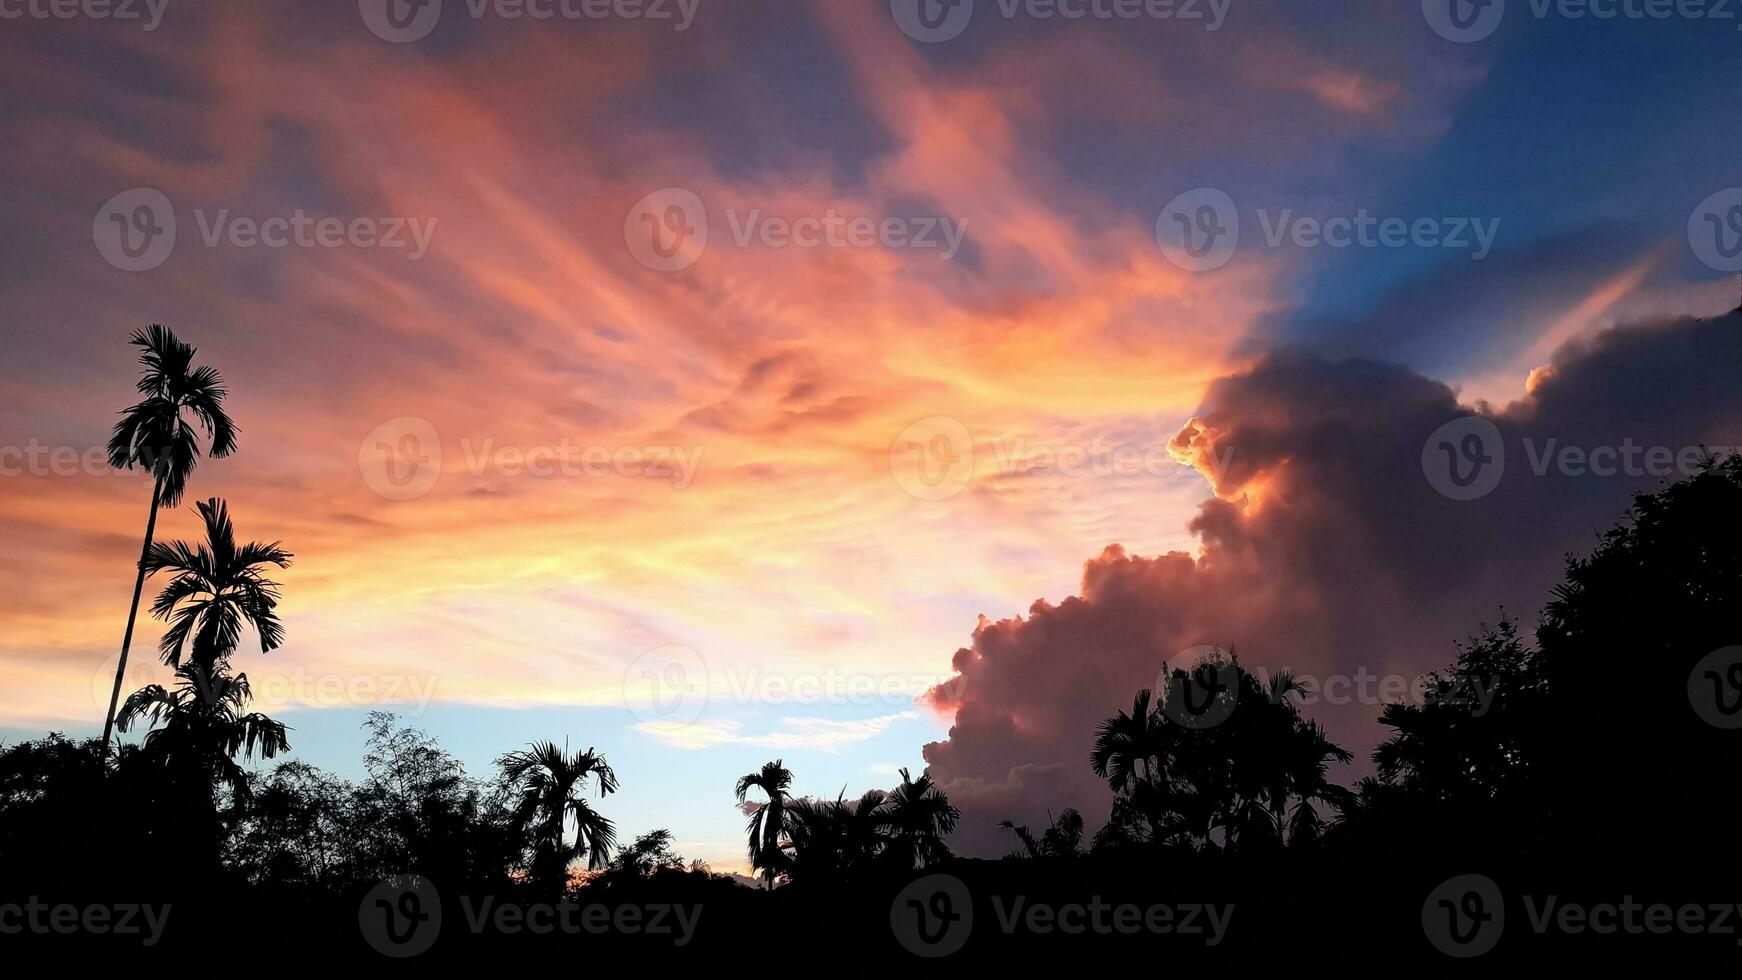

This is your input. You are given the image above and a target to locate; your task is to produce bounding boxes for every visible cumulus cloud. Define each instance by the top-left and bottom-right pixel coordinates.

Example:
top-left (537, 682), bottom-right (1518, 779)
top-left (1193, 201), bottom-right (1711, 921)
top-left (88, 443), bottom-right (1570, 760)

top-left (922, 310), bottom-right (1742, 855)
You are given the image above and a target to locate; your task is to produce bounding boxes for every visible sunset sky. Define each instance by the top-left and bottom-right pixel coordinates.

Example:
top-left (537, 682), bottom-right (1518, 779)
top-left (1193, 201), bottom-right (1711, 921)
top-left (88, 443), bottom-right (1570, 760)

top-left (1, 0), bottom-right (1739, 869)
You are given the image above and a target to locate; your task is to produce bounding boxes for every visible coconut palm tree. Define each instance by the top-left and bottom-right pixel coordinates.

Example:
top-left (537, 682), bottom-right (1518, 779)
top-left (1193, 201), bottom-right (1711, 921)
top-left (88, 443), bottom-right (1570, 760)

top-left (101, 326), bottom-right (238, 756)
top-left (882, 766), bottom-right (958, 870)
top-left (735, 759), bottom-right (793, 889)
top-left (500, 741), bottom-right (619, 895)
top-left (142, 497), bottom-right (292, 673)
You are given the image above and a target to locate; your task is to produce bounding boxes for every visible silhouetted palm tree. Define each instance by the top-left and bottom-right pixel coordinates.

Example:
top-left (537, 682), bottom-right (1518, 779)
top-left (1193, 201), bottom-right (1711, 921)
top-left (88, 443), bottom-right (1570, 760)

top-left (101, 326), bottom-right (237, 756)
top-left (1278, 720), bottom-right (1354, 845)
top-left (735, 759), bottom-right (792, 889)
top-left (501, 741), bottom-right (619, 895)
top-left (883, 766), bottom-right (958, 869)
top-left (780, 795), bottom-right (847, 885)
top-left (1090, 689), bottom-right (1160, 794)
top-left (117, 656), bottom-right (289, 869)
top-left (143, 498), bottom-right (292, 672)
top-left (117, 659), bottom-right (291, 795)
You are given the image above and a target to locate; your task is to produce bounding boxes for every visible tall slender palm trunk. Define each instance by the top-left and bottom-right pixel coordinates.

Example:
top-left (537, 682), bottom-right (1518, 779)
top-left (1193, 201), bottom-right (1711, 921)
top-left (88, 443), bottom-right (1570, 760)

top-left (100, 472), bottom-right (164, 759)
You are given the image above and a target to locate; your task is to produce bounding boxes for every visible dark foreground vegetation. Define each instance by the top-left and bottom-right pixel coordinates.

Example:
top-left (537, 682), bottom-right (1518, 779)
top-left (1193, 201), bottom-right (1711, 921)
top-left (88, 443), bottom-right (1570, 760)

top-left (2, 328), bottom-right (1739, 971)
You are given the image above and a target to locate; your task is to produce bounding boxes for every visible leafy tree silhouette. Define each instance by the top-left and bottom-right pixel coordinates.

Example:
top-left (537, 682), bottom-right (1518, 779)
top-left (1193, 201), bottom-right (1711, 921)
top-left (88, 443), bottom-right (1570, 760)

top-left (999, 808), bottom-right (1085, 859)
top-left (1356, 455), bottom-right (1742, 867)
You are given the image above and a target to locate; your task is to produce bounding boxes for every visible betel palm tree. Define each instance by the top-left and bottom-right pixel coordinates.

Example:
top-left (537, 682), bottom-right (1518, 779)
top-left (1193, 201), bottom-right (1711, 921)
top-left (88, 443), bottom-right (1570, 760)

top-left (117, 659), bottom-right (291, 795)
top-left (101, 326), bottom-right (238, 756)
top-left (735, 759), bottom-right (793, 889)
top-left (882, 766), bottom-right (959, 870)
top-left (501, 741), bottom-right (619, 896)
top-left (1091, 689), bottom-right (1178, 839)
top-left (1090, 688), bottom-right (1161, 795)
top-left (116, 656), bottom-right (290, 869)
top-left (143, 498), bottom-right (292, 673)
top-left (1278, 720), bottom-right (1355, 846)
top-left (779, 788), bottom-right (890, 886)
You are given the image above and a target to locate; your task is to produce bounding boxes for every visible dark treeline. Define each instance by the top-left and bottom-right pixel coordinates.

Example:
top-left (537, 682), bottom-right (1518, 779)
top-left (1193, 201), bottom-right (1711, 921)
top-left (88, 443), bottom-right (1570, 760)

top-left (2, 329), bottom-right (1739, 971)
